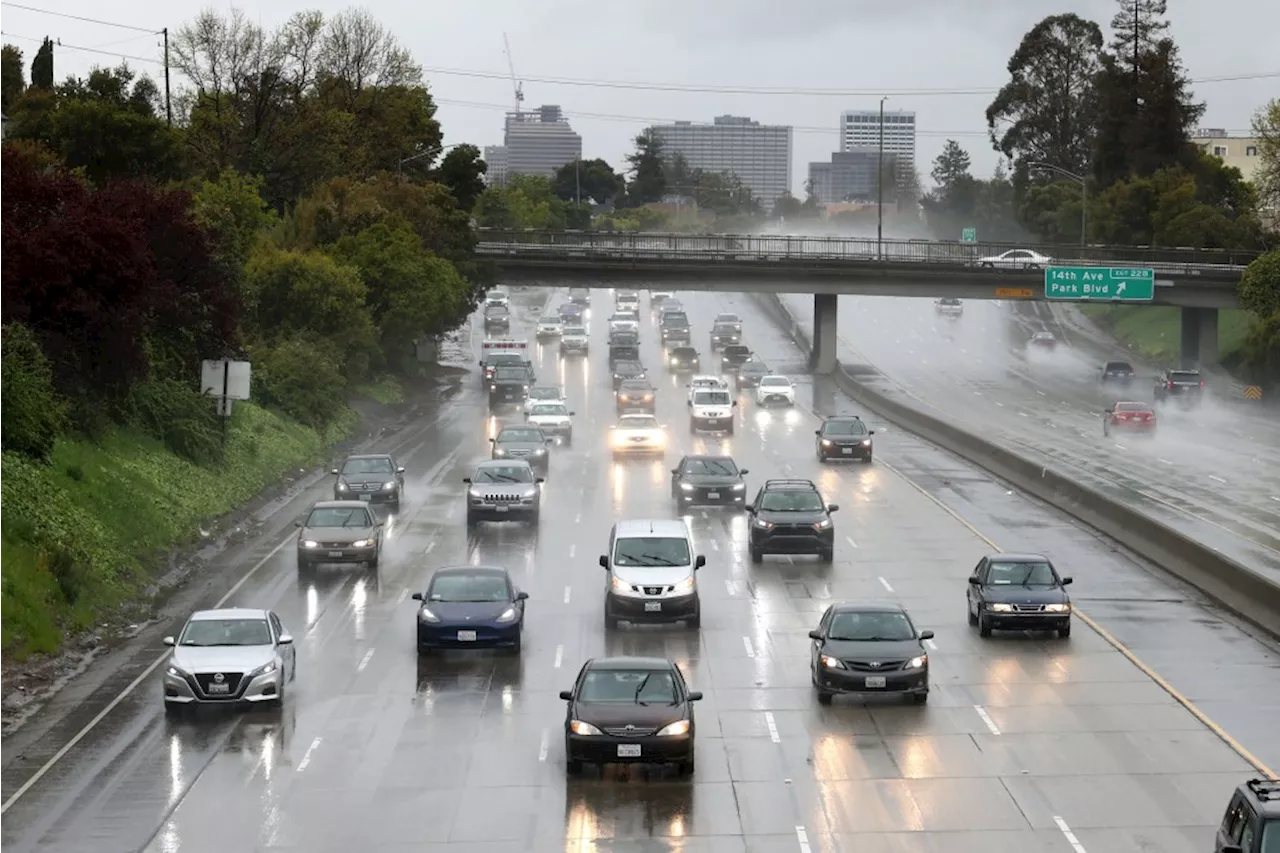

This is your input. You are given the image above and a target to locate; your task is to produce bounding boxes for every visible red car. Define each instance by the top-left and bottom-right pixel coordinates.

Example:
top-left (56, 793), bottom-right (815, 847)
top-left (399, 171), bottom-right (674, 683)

top-left (1103, 402), bottom-right (1156, 437)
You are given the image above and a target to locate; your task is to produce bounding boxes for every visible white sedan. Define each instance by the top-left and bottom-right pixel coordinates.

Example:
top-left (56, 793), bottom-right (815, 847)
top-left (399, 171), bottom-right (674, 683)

top-left (975, 249), bottom-right (1052, 269)
top-left (523, 385), bottom-right (565, 413)
top-left (535, 316), bottom-right (564, 338)
top-left (756, 375), bottom-right (795, 406)
top-left (526, 402), bottom-right (574, 444)
top-left (609, 414), bottom-right (667, 457)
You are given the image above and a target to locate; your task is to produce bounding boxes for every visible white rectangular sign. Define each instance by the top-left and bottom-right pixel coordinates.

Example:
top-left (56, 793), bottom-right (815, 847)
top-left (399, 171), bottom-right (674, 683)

top-left (201, 359), bottom-right (252, 401)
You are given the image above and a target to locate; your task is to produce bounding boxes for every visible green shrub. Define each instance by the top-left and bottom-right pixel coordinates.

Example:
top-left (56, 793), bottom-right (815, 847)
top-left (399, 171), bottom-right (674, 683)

top-left (1, 324), bottom-right (69, 460)
top-left (251, 336), bottom-right (348, 428)
top-left (123, 378), bottom-right (224, 465)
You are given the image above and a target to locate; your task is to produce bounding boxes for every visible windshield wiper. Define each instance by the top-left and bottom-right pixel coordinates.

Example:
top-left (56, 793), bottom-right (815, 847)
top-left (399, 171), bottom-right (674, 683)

top-left (636, 554), bottom-right (680, 566)
top-left (484, 475), bottom-right (522, 483)
top-left (633, 674), bottom-right (651, 706)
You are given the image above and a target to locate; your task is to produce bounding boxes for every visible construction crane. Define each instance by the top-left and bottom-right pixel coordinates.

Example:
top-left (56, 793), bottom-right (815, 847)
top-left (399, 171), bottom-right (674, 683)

top-left (502, 33), bottom-right (524, 115)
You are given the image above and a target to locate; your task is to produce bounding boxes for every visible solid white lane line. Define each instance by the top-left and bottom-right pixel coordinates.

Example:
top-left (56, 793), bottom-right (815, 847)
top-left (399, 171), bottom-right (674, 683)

top-left (711, 540), bottom-right (720, 551)
top-left (356, 649), bottom-right (375, 673)
top-left (1271, 496), bottom-right (1280, 503)
top-left (1019, 412), bottom-right (1029, 418)
top-left (1159, 458), bottom-right (1174, 465)
top-left (423, 541), bottom-right (436, 554)
top-left (974, 705), bottom-right (1002, 735)
top-left (878, 576), bottom-right (894, 593)
top-left (725, 579), bottom-right (736, 596)
top-left (574, 512), bottom-right (582, 524)
top-left (701, 510), bottom-right (708, 518)
top-left (1053, 816), bottom-right (1089, 853)
top-left (795, 825), bottom-right (813, 853)
top-left (743, 637), bottom-right (755, 658)
top-left (1035, 390), bottom-right (1046, 396)
top-left (553, 645), bottom-right (564, 668)
top-left (995, 402), bottom-right (1005, 408)
top-left (1114, 443), bottom-right (1127, 451)
top-left (569, 544), bottom-right (576, 558)
top-left (1209, 474), bottom-right (1228, 484)
top-left (297, 737), bottom-right (322, 772)
top-left (563, 586), bottom-right (572, 604)
top-left (923, 638), bottom-right (937, 651)
top-left (764, 711), bottom-right (780, 743)
top-left (845, 535), bottom-right (858, 549)
top-left (395, 588), bottom-right (409, 605)
top-left (538, 729), bottom-right (549, 762)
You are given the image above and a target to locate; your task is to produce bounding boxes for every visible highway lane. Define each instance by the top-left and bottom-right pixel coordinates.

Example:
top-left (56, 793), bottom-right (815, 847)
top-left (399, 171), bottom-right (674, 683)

top-left (779, 292), bottom-right (1280, 578)
top-left (0, 286), bottom-right (1274, 852)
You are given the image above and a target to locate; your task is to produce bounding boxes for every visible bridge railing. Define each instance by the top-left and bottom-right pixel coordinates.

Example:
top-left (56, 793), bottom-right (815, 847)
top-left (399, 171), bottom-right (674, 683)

top-left (474, 229), bottom-right (1262, 269)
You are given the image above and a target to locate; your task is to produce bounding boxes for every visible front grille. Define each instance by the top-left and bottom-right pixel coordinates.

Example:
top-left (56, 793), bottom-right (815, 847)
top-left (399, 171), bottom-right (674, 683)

top-left (772, 523), bottom-right (814, 534)
top-left (481, 494), bottom-right (523, 503)
top-left (194, 671), bottom-right (244, 697)
top-left (635, 585), bottom-right (670, 595)
top-left (506, 449), bottom-right (530, 456)
top-left (602, 726), bottom-right (657, 737)
top-left (843, 660), bottom-right (906, 673)
top-left (1012, 604), bottom-right (1044, 612)
top-left (319, 541), bottom-right (352, 548)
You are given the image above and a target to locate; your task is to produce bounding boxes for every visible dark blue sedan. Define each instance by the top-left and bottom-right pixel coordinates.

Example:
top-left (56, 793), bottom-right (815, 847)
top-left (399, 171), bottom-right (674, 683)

top-left (412, 566), bottom-right (528, 654)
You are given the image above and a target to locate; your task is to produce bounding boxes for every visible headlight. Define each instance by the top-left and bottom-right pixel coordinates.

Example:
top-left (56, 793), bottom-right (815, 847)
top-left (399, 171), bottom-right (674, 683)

top-left (495, 606), bottom-right (519, 623)
top-left (813, 519), bottom-right (832, 530)
top-left (905, 655), bottom-right (927, 670)
top-left (351, 539), bottom-right (374, 548)
top-left (383, 481), bottom-right (397, 490)
top-left (166, 664), bottom-right (187, 677)
top-left (1044, 603), bottom-right (1071, 612)
top-left (533, 448), bottom-right (547, 456)
top-left (672, 577), bottom-right (695, 594)
top-left (249, 661), bottom-right (278, 678)
top-left (494, 448), bottom-right (507, 457)
top-left (819, 654), bottom-right (845, 670)
top-left (861, 439), bottom-right (872, 446)
top-left (680, 483), bottom-right (695, 491)
top-left (610, 576), bottom-right (633, 593)
top-left (820, 439), bottom-right (832, 447)
top-left (656, 720), bottom-right (690, 737)
top-left (753, 519), bottom-right (773, 529)
top-left (732, 483), bottom-right (745, 491)
top-left (988, 603), bottom-right (1013, 612)
top-left (643, 395), bottom-right (653, 401)
top-left (570, 720), bottom-right (602, 736)
top-left (336, 482), bottom-right (348, 491)
top-left (418, 607), bottom-right (441, 622)
top-left (301, 540), bottom-right (318, 548)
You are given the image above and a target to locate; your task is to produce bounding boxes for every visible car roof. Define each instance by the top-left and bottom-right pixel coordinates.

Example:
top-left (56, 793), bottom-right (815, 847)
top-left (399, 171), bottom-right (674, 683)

top-left (476, 458), bottom-right (534, 469)
top-left (830, 600), bottom-right (907, 614)
top-left (311, 500), bottom-right (376, 510)
top-left (345, 453), bottom-right (392, 460)
top-left (683, 454), bottom-right (735, 463)
top-left (988, 553), bottom-right (1051, 563)
top-left (190, 608), bottom-right (269, 621)
top-left (1241, 779), bottom-right (1280, 816)
top-left (823, 415), bottom-right (862, 422)
top-left (431, 565), bottom-right (510, 578)
top-left (614, 519), bottom-right (689, 538)
top-left (587, 656), bottom-right (675, 671)
top-left (762, 478), bottom-right (819, 491)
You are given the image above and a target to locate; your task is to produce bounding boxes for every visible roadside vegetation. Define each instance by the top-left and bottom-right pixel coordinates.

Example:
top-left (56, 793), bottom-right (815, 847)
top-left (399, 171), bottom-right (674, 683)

top-left (0, 8), bottom-right (488, 660)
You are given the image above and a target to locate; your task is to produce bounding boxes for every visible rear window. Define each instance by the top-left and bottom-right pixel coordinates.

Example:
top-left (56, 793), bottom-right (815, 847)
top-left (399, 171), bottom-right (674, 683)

top-left (822, 420), bottom-right (867, 436)
top-left (1114, 402), bottom-right (1150, 413)
top-left (693, 391), bottom-right (731, 406)
top-left (1105, 362), bottom-right (1132, 371)
top-left (1169, 371), bottom-right (1200, 383)
top-left (494, 367), bottom-right (526, 379)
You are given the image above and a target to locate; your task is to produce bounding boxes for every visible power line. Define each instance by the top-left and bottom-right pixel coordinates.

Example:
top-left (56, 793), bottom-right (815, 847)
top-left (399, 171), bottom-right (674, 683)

top-left (0, 31), bottom-right (161, 65)
top-left (0, 2), bottom-right (159, 34)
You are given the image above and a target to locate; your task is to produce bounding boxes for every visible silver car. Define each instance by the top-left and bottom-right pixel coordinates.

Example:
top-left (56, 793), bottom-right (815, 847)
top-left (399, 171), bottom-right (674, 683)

top-left (296, 500), bottom-right (384, 571)
top-left (464, 460), bottom-right (543, 526)
top-left (163, 608), bottom-right (296, 711)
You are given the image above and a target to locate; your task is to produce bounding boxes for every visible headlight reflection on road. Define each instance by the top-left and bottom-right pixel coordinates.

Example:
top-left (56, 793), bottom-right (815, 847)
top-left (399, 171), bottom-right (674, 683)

top-left (352, 579), bottom-right (367, 641)
top-left (168, 732), bottom-right (183, 806)
top-left (611, 463), bottom-right (626, 507)
top-left (305, 585), bottom-right (319, 629)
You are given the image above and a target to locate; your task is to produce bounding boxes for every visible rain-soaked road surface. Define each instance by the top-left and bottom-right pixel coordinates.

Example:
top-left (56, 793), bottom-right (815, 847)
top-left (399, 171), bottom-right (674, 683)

top-left (779, 293), bottom-right (1280, 580)
top-left (3, 287), bottom-right (1278, 853)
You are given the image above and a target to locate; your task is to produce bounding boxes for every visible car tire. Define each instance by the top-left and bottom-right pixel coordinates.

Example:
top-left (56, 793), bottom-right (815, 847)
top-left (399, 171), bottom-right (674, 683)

top-left (605, 607), bottom-right (620, 631)
top-left (369, 550), bottom-right (380, 570)
top-left (967, 603), bottom-right (978, 626)
top-left (863, 453), bottom-right (873, 465)
top-left (912, 691), bottom-right (929, 705)
top-left (689, 421), bottom-right (697, 435)
top-left (164, 702), bottom-right (185, 717)
top-left (466, 511), bottom-right (478, 528)
top-left (677, 755), bottom-right (694, 776)
top-left (726, 424), bottom-right (735, 436)
top-left (566, 754), bottom-right (584, 776)
top-left (819, 548), bottom-right (834, 562)
top-left (296, 555), bottom-right (310, 573)
top-left (1058, 622), bottom-right (1071, 639)
top-left (390, 499), bottom-right (402, 513)
top-left (815, 687), bottom-right (834, 705)
top-left (750, 547), bottom-right (763, 564)
top-left (687, 607), bottom-right (701, 630)
top-left (978, 614), bottom-right (993, 637)
top-left (511, 632), bottom-right (523, 655)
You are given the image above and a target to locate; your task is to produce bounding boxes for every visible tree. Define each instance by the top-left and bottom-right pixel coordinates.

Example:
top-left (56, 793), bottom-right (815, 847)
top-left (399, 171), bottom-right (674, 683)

top-left (2, 44), bottom-right (25, 112)
top-left (771, 192), bottom-right (805, 220)
top-left (1238, 250), bottom-right (1280, 319)
top-left (930, 140), bottom-right (972, 193)
top-left (1251, 99), bottom-right (1280, 214)
top-left (985, 14), bottom-right (1103, 176)
top-left (1, 324), bottom-right (68, 461)
top-left (1109, 0), bottom-right (1170, 75)
top-left (30, 37), bottom-right (53, 89)
top-left (1089, 162), bottom-right (1260, 248)
top-left (190, 169), bottom-right (279, 273)
top-left (551, 157), bottom-right (624, 205)
top-left (435, 143), bottom-right (487, 213)
top-left (625, 130), bottom-right (666, 205)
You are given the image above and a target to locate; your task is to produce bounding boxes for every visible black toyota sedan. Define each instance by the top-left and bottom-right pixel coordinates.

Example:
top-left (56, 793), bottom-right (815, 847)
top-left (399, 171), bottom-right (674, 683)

top-left (413, 566), bottom-right (528, 653)
top-left (561, 656), bottom-right (702, 775)
top-left (810, 602), bottom-right (932, 704)
top-left (671, 455), bottom-right (748, 507)
top-left (815, 416), bottom-right (874, 463)
top-left (616, 379), bottom-right (657, 414)
top-left (966, 553), bottom-right (1073, 639)
top-left (667, 347), bottom-right (700, 372)
top-left (736, 359), bottom-right (769, 390)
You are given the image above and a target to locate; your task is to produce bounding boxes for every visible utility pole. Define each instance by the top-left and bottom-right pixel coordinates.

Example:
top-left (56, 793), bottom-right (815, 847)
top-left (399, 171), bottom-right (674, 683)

top-left (877, 96), bottom-right (887, 260)
top-left (575, 155), bottom-right (581, 205)
top-left (162, 27), bottom-right (172, 126)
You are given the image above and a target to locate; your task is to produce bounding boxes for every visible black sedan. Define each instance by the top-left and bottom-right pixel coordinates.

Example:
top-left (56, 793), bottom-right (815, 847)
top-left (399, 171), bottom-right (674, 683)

top-left (612, 360), bottom-right (647, 390)
top-left (810, 602), bottom-right (932, 704)
top-left (671, 455), bottom-right (748, 507)
top-left (413, 566), bottom-right (528, 653)
top-left (616, 379), bottom-right (657, 414)
top-left (562, 656), bottom-right (702, 775)
top-left (667, 347), bottom-right (700, 372)
top-left (967, 554), bottom-right (1072, 638)
top-left (720, 345), bottom-right (752, 374)
top-left (332, 453), bottom-right (406, 507)
top-left (815, 416), bottom-right (874, 463)
top-left (736, 359), bottom-right (769, 390)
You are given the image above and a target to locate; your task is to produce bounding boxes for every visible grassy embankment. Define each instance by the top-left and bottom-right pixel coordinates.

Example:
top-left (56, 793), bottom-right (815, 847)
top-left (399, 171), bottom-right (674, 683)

top-left (1078, 305), bottom-right (1253, 367)
top-left (0, 378), bottom-right (404, 660)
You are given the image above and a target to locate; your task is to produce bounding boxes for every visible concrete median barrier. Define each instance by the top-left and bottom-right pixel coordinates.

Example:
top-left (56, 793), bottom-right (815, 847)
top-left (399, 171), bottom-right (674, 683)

top-left (754, 291), bottom-right (1280, 636)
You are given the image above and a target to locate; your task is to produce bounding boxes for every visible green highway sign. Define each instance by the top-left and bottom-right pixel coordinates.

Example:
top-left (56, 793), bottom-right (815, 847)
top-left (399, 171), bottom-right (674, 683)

top-left (961, 228), bottom-right (976, 243)
top-left (1044, 266), bottom-right (1155, 301)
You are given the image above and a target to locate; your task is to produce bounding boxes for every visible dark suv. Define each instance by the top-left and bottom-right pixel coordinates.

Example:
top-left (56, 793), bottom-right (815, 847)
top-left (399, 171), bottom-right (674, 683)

top-left (1099, 360), bottom-right (1135, 385)
top-left (816, 416), bottom-right (875, 462)
top-left (1215, 778), bottom-right (1280, 853)
top-left (747, 479), bottom-right (838, 563)
top-left (1153, 368), bottom-right (1203, 406)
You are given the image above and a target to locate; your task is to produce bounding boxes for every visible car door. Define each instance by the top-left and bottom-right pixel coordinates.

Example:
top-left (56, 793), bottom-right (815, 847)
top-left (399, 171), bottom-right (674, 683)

top-left (269, 611), bottom-right (294, 676)
top-left (967, 558), bottom-right (988, 614)
top-left (672, 456), bottom-right (688, 494)
top-left (811, 606), bottom-right (834, 672)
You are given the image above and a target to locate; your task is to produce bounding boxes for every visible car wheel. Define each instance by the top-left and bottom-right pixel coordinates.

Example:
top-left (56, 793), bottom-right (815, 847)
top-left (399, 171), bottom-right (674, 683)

top-left (390, 499), bottom-right (401, 513)
top-left (815, 687), bottom-right (834, 705)
top-left (1058, 622), bottom-right (1071, 639)
top-left (676, 756), bottom-right (694, 776)
top-left (863, 453), bottom-right (873, 465)
top-left (687, 607), bottom-right (701, 630)
top-left (726, 425), bottom-right (735, 436)
top-left (605, 607), bottom-right (620, 631)
top-left (819, 548), bottom-right (834, 562)
top-left (466, 511), bottom-right (478, 528)
top-left (369, 550), bottom-right (380, 570)
top-left (528, 511), bottom-right (540, 526)
top-left (967, 602), bottom-right (978, 626)
top-left (566, 754), bottom-right (584, 776)
top-left (912, 691), bottom-right (929, 705)
top-left (978, 614), bottom-right (993, 637)
top-left (511, 632), bottom-right (523, 655)
top-left (750, 547), bottom-right (763, 564)
top-left (689, 422), bottom-right (697, 435)
top-left (164, 702), bottom-right (185, 717)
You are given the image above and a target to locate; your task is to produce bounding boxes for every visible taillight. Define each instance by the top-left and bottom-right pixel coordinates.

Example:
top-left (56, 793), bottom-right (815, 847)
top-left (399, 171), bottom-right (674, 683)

top-left (1200, 380), bottom-right (1205, 388)
top-left (1167, 380), bottom-right (1173, 389)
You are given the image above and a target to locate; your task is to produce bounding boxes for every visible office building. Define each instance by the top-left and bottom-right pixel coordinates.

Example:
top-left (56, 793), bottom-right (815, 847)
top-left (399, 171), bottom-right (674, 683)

top-left (647, 115), bottom-right (793, 210)
top-left (840, 109), bottom-right (916, 185)
top-left (1192, 128), bottom-right (1263, 184)
top-left (483, 145), bottom-right (509, 186)
top-left (807, 151), bottom-right (899, 205)
top-left (502, 105), bottom-right (582, 179)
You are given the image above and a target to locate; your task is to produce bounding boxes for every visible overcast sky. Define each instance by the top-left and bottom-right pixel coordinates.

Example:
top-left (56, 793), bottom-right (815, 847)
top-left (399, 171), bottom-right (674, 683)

top-left (4, 0), bottom-right (1277, 193)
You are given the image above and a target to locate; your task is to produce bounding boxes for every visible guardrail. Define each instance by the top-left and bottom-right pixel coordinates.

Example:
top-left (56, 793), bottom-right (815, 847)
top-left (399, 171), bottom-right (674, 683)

top-left (476, 229), bottom-right (1261, 271)
top-left (754, 291), bottom-right (1280, 639)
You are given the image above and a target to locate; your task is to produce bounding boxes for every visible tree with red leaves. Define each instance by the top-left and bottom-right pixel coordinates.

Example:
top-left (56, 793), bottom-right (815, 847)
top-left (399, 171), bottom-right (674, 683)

top-left (1, 146), bottom-right (240, 407)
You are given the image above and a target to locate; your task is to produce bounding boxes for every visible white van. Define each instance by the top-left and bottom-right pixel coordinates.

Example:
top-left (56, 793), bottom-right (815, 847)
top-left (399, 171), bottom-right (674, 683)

top-left (601, 519), bottom-right (704, 629)
top-left (688, 387), bottom-right (736, 435)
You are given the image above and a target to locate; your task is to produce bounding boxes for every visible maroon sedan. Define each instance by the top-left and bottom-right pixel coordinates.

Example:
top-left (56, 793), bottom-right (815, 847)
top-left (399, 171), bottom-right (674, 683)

top-left (1103, 401), bottom-right (1157, 437)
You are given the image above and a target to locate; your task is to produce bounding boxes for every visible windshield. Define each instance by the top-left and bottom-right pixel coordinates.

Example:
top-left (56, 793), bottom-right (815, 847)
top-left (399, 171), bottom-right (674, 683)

top-left (498, 428), bottom-right (543, 443)
top-left (761, 377), bottom-right (788, 387)
top-left (539, 316), bottom-right (560, 325)
top-left (1259, 820), bottom-right (1279, 853)
top-left (493, 368), bottom-right (526, 380)
top-left (987, 561), bottom-right (1058, 586)
top-left (619, 416), bottom-right (659, 430)
top-left (528, 387), bottom-right (560, 399)
top-left (827, 610), bottom-right (915, 642)
top-left (306, 507), bottom-right (373, 528)
top-left (713, 325), bottom-right (737, 334)
top-left (530, 404), bottom-right (568, 416)
top-left (619, 383), bottom-right (652, 394)
top-left (474, 465), bottom-right (534, 483)
top-left (427, 573), bottom-right (511, 602)
top-left (822, 420), bottom-right (867, 436)
top-left (725, 347), bottom-right (750, 356)
top-left (673, 349), bottom-right (697, 358)
top-left (489, 354), bottom-right (523, 365)
top-left (614, 536), bottom-right (691, 567)
top-left (662, 313), bottom-right (689, 325)
top-left (486, 305), bottom-right (508, 314)
top-left (1114, 403), bottom-right (1150, 413)
top-left (940, 299), bottom-right (960, 306)
top-left (693, 391), bottom-right (731, 406)
top-left (760, 491), bottom-right (824, 512)
top-left (1034, 332), bottom-right (1054, 340)
top-left (617, 363), bottom-right (643, 374)
top-left (611, 314), bottom-right (638, 323)
top-left (716, 315), bottom-right (740, 322)
top-left (180, 618), bottom-right (272, 647)
top-left (342, 457), bottom-right (393, 474)
top-left (579, 669), bottom-right (677, 704)
top-left (564, 327), bottom-right (586, 336)
top-left (683, 458), bottom-right (738, 476)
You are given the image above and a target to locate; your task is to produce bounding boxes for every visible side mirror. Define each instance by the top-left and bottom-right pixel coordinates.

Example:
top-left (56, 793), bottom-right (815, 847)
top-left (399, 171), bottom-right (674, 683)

top-left (808, 630), bottom-right (823, 641)
top-left (745, 505), bottom-right (755, 514)
top-left (919, 630), bottom-right (935, 641)
top-left (279, 634), bottom-right (293, 645)
top-left (570, 412), bottom-right (576, 416)
top-left (559, 690), bottom-right (573, 701)
top-left (695, 555), bottom-right (706, 569)
top-left (814, 430), bottom-right (822, 436)
top-left (968, 576), bottom-right (981, 585)
top-left (163, 636), bottom-right (175, 647)
top-left (294, 521), bottom-right (302, 527)
top-left (411, 592), bottom-right (423, 601)
top-left (516, 591), bottom-right (529, 601)
top-left (827, 504), bottom-right (840, 513)
top-left (688, 691), bottom-right (703, 702)
top-left (740, 468), bottom-right (749, 475)
top-left (732, 401), bottom-right (738, 407)
top-left (488, 438), bottom-right (495, 444)
top-left (1221, 846), bottom-right (1243, 853)
top-left (868, 430), bottom-right (876, 435)
top-left (1061, 576), bottom-right (1073, 585)
top-left (462, 477), bottom-right (472, 484)
top-left (546, 439), bottom-right (555, 445)
top-left (397, 466), bottom-right (405, 474)
top-left (599, 555), bottom-right (609, 569)
top-left (1104, 408), bottom-right (1114, 414)
top-left (536, 477), bottom-right (546, 484)
top-left (330, 468), bottom-right (339, 475)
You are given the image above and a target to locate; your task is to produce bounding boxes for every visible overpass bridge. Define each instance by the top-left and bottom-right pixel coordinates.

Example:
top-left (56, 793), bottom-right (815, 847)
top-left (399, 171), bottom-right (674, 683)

top-left (476, 229), bottom-right (1258, 372)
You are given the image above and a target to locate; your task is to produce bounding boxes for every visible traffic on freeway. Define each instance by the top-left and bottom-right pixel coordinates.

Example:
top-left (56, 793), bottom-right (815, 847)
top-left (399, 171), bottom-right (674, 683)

top-left (2, 286), bottom-right (1278, 853)
top-left (779, 293), bottom-right (1280, 580)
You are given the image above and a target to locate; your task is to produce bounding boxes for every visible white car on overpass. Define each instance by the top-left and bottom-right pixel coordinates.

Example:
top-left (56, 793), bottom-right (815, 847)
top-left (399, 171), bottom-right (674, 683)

top-left (975, 249), bottom-right (1053, 269)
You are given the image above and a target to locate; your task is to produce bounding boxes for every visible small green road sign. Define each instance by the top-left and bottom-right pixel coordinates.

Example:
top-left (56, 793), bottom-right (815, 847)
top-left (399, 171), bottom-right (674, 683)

top-left (961, 228), bottom-right (976, 243)
top-left (1044, 266), bottom-right (1155, 301)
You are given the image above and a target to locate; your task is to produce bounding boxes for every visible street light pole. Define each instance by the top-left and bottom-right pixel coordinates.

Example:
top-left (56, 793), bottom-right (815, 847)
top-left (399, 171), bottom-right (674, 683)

top-left (877, 96), bottom-right (887, 260)
top-left (397, 142), bottom-right (464, 177)
top-left (1028, 161), bottom-right (1087, 247)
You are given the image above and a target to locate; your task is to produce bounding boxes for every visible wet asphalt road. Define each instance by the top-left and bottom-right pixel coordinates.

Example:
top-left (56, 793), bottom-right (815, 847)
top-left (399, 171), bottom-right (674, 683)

top-left (779, 293), bottom-right (1280, 579)
top-left (2, 287), bottom-right (1278, 852)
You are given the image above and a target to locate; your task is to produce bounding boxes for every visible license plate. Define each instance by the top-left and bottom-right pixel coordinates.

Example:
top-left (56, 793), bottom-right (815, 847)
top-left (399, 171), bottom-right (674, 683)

top-left (457, 630), bottom-right (477, 642)
top-left (328, 550), bottom-right (344, 557)
top-left (207, 682), bottom-right (230, 694)
top-left (494, 505), bottom-right (508, 512)
top-left (644, 601), bottom-right (662, 612)
top-left (864, 676), bottom-right (886, 688)
top-left (707, 491), bottom-right (720, 499)
top-left (617, 744), bottom-right (641, 757)
top-left (842, 448), bottom-right (853, 455)
top-left (706, 419), bottom-right (720, 425)
top-left (359, 493), bottom-right (372, 500)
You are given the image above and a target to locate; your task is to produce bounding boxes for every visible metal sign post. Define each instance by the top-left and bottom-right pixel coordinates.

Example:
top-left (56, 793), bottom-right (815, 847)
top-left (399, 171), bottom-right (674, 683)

top-left (201, 359), bottom-right (252, 444)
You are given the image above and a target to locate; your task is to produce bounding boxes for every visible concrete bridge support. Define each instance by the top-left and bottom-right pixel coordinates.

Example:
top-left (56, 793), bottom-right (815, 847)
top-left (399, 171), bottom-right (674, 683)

top-left (809, 293), bottom-right (839, 375)
top-left (1180, 306), bottom-right (1219, 369)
